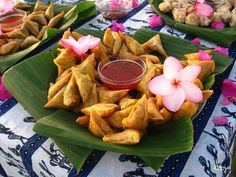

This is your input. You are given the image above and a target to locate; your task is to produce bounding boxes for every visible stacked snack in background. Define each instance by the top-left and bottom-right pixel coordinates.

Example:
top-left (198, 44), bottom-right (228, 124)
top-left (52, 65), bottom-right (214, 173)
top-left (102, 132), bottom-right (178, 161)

top-left (0, 1), bottom-right (65, 55)
top-left (158, 0), bottom-right (236, 27)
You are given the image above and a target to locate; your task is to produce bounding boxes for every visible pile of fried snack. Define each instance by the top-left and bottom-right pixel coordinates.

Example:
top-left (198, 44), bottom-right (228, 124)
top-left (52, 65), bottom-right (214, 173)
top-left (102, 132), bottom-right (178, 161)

top-left (159, 0), bottom-right (236, 27)
top-left (44, 28), bottom-right (215, 145)
top-left (0, 1), bottom-right (65, 55)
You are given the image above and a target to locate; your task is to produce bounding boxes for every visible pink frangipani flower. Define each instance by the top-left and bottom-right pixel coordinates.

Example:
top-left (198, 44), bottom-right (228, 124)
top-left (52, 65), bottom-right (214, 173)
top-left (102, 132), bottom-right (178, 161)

top-left (61, 35), bottom-right (100, 56)
top-left (149, 15), bottom-right (163, 28)
top-left (111, 21), bottom-right (124, 32)
top-left (220, 79), bottom-right (236, 106)
top-left (109, 0), bottom-right (124, 8)
top-left (214, 47), bottom-right (228, 56)
top-left (0, 76), bottom-right (11, 101)
top-left (195, 0), bottom-right (213, 17)
top-left (148, 57), bottom-right (203, 112)
top-left (0, 0), bottom-right (14, 16)
top-left (132, 0), bottom-right (139, 8)
top-left (211, 21), bottom-right (225, 30)
top-left (198, 50), bottom-right (213, 61)
top-left (191, 37), bottom-right (201, 44)
top-left (222, 79), bottom-right (236, 98)
top-left (212, 116), bottom-right (228, 126)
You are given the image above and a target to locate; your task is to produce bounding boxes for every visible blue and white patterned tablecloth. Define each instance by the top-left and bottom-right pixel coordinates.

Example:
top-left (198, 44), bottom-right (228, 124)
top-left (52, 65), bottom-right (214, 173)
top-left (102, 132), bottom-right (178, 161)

top-left (1, 0), bottom-right (236, 177)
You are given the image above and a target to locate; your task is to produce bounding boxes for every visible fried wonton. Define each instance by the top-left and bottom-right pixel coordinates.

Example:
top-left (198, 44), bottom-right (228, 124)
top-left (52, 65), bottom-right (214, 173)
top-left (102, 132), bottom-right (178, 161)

top-left (54, 49), bottom-right (78, 70)
top-left (119, 43), bottom-right (129, 54)
top-left (119, 52), bottom-right (140, 61)
top-left (24, 20), bottom-right (40, 36)
top-left (0, 41), bottom-right (17, 55)
top-left (107, 106), bottom-right (133, 129)
top-left (81, 103), bottom-right (119, 117)
top-left (98, 89), bottom-right (129, 103)
top-left (15, 2), bottom-right (32, 10)
top-left (72, 69), bottom-right (93, 103)
top-left (76, 115), bottom-right (90, 127)
top-left (103, 28), bottom-right (114, 53)
top-left (74, 53), bottom-right (96, 81)
top-left (29, 12), bottom-right (48, 26)
top-left (89, 109), bottom-right (113, 137)
top-left (160, 108), bottom-right (173, 122)
top-left (45, 3), bottom-right (54, 21)
top-left (20, 36), bottom-right (40, 49)
top-left (142, 34), bottom-right (168, 57)
top-left (37, 26), bottom-right (48, 39)
top-left (47, 71), bottom-right (71, 100)
top-left (186, 60), bottom-right (215, 81)
top-left (123, 35), bottom-right (145, 55)
top-left (91, 43), bottom-right (108, 61)
top-left (63, 75), bottom-right (81, 107)
top-left (44, 86), bottom-right (68, 109)
top-left (119, 98), bottom-right (137, 109)
top-left (139, 54), bottom-right (160, 64)
top-left (184, 50), bottom-right (212, 60)
top-left (48, 11), bottom-right (65, 28)
top-left (112, 32), bottom-right (123, 55)
top-left (122, 95), bottom-right (148, 130)
top-left (6, 29), bottom-right (26, 39)
top-left (174, 101), bottom-right (199, 119)
top-left (34, 1), bottom-right (48, 11)
top-left (147, 97), bottom-right (165, 124)
top-left (73, 83), bottom-right (98, 112)
top-left (103, 129), bottom-right (142, 145)
top-left (137, 63), bottom-right (160, 97)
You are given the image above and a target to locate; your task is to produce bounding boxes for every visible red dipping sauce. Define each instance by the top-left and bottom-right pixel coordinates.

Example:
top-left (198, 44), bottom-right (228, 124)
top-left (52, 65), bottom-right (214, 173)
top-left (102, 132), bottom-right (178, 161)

top-left (98, 59), bottom-right (146, 90)
top-left (0, 9), bottom-right (26, 32)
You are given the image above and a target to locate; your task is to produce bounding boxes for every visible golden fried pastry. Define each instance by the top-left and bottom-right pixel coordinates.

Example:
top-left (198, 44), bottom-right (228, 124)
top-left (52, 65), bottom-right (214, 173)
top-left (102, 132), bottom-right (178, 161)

top-left (103, 28), bottom-right (114, 53)
top-left (142, 34), bottom-right (167, 57)
top-left (37, 26), bottom-right (48, 39)
top-left (0, 41), bottom-right (17, 55)
top-left (44, 86), bottom-right (68, 109)
top-left (63, 75), bottom-right (81, 107)
top-left (123, 35), bottom-right (145, 55)
top-left (147, 97), bottom-right (165, 124)
top-left (15, 2), bottom-right (32, 10)
top-left (91, 43), bottom-right (108, 61)
top-left (24, 20), bottom-right (40, 36)
top-left (20, 36), bottom-right (40, 49)
top-left (174, 101), bottom-right (199, 119)
top-left (34, 1), bottom-right (48, 11)
top-left (122, 95), bottom-right (148, 130)
top-left (45, 3), bottom-right (54, 21)
top-left (107, 106), bottom-right (133, 129)
top-left (29, 12), bottom-right (48, 26)
top-left (72, 69), bottom-right (93, 103)
top-left (139, 54), bottom-right (160, 64)
top-left (119, 98), bottom-right (137, 109)
top-left (81, 103), bottom-right (119, 117)
top-left (48, 11), bottom-right (65, 28)
top-left (6, 29), bottom-right (27, 39)
top-left (202, 90), bottom-right (213, 101)
top-left (119, 43), bottom-right (129, 54)
top-left (103, 129), bottom-right (142, 145)
top-left (76, 115), bottom-right (90, 127)
top-left (98, 89), bottom-right (129, 103)
top-left (54, 49), bottom-right (78, 70)
top-left (88, 109), bottom-right (113, 137)
top-left (112, 32), bottom-right (123, 55)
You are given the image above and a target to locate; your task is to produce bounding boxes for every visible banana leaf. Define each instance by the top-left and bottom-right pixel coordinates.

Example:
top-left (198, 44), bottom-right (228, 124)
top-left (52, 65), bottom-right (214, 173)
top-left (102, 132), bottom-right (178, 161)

top-left (0, 1), bottom-right (96, 74)
top-left (3, 28), bottom-right (233, 172)
top-left (149, 0), bottom-right (236, 47)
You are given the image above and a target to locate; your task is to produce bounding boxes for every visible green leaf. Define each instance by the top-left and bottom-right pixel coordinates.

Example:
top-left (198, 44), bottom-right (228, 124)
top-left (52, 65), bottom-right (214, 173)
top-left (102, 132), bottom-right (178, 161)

top-left (140, 156), bottom-right (166, 171)
top-left (0, 1), bottom-right (96, 74)
top-left (149, 0), bottom-right (236, 47)
top-left (203, 74), bottom-right (215, 90)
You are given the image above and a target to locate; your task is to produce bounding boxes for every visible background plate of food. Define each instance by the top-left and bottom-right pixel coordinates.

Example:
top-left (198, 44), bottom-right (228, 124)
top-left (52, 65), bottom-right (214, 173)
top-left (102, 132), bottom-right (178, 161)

top-left (149, 0), bottom-right (236, 47)
top-left (0, 0), bottom-right (96, 73)
top-left (2, 28), bottom-right (233, 171)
